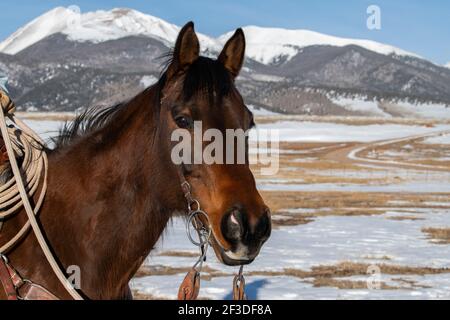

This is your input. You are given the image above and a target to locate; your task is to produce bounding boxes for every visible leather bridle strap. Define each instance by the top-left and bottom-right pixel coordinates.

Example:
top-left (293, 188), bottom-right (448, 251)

top-left (0, 255), bottom-right (59, 300)
top-left (0, 256), bottom-right (17, 300)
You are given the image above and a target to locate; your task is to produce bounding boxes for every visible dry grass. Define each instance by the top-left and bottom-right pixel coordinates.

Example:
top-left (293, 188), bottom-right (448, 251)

top-left (387, 216), bottom-right (425, 221)
top-left (132, 290), bottom-right (167, 300)
top-left (422, 227), bottom-right (450, 244)
top-left (157, 250), bottom-right (199, 258)
top-left (308, 278), bottom-right (399, 290)
top-left (135, 265), bottom-right (228, 280)
top-left (248, 262), bottom-right (450, 290)
top-left (262, 190), bottom-right (433, 216)
top-left (362, 255), bottom-right (392, 261)
top-left (391, 278), bottom-right (432, 289)
top-left (271, 214), bottom-right (314, 227)
top-left (15, 112), bottom-right (75, 121)
top-left (246, 261), bottom-right (450, 279)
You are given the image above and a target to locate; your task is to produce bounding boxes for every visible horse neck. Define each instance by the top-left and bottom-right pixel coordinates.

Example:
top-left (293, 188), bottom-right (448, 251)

top-left (38, 87), bottom-right (182, 298)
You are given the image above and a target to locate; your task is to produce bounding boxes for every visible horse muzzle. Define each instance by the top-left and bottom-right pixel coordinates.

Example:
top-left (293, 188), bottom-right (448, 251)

top-left (213, 205), bottom-right (271, 266)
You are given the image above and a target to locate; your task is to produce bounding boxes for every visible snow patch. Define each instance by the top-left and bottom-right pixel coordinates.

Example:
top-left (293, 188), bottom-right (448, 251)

top-left (139, 75), bottom-right (157, 88)
top-left (395, 101), bottom-right (450, 119)
top-left (332, 97), bottom-right (391, 117)
top-left (256, 121), bottom-right (450, 142)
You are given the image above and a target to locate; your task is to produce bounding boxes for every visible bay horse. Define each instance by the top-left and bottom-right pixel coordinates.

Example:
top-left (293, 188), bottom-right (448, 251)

top-left (0, 22), bottom-right (271, 299)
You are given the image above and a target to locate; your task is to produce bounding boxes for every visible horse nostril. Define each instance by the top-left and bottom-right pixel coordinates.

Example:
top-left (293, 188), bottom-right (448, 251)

top-left (221, 205), bottom-right (271, 249)
top-left (222, 208), bottom-right (245, 243)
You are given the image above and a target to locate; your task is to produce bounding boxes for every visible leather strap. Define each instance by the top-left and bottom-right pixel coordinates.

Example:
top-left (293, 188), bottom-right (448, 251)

top-left (232, 274), bottom-right (247, 300)
top-left (0, 256), bottom-right (59, 300)
top-left (177, 268), bottom-right (200, 300)
top-left (0, 257), bottom-right (18, 300)
top-left (17, 282), bottom-right (59, 300)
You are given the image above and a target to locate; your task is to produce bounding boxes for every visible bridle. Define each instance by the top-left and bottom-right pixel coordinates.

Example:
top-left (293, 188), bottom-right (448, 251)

top-left (162, 79), bottom-right (248, 300)
top-left (177, 172), bottom-right (247, 300)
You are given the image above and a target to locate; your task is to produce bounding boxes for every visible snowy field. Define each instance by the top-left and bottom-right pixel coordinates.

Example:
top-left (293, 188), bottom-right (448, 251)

top-left (21, 115), bottom-right (450, 300)
top-left (255, 121), bottom-right (450, 142)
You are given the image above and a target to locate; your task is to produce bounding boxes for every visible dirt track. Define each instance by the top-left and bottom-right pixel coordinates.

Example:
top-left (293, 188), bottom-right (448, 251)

top-left (324, 130), bottom-right (450, 172)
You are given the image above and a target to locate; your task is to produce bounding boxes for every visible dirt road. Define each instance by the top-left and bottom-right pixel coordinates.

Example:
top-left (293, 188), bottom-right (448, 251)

top-left (324, 130), bottom-right (450, 172)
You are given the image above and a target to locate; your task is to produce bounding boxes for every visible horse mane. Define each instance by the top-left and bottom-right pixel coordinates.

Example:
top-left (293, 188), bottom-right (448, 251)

top-left (51, 103), bottom-right (128, 149)
top-left (51, 55), bottom-right (233, 150)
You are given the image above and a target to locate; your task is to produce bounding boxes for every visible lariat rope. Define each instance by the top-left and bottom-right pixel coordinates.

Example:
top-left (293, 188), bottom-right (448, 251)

top-left (0, 91), bottom-right (83, 300)
top-left (0, 95), bottom-right (47, 252)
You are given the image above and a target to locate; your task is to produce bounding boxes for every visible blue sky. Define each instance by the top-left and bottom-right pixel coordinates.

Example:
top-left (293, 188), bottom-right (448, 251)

top-left (0, 0), bottom-right (449, 64)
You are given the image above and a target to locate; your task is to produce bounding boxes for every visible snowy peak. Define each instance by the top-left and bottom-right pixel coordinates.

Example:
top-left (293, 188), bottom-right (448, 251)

top-left (0, 7), bottom-right (77, 54)
top-left (218, 26), bottom-right (420, 64)
top-left (63, 8), bottom-right (180, 44)
top-left (0, 7), bottom-right (218, 54)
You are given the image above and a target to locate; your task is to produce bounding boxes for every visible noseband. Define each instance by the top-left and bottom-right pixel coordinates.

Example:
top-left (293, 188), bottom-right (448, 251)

top-left (177, 172), bottom-right (247, 300)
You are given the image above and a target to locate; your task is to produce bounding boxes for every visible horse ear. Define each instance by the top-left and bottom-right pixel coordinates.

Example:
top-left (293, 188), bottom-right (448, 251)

top-left (167, 21), bottom-right (200, 79)
top-left (218, 28), bottom-right (246, 79)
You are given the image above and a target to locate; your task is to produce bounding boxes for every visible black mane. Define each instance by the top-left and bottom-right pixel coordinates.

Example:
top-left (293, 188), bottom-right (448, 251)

top-left (51, 103), bottom-right (127, 149)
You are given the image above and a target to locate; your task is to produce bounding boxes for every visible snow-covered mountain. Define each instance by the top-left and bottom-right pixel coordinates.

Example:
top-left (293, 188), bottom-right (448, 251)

top-left (0, 7), bottom-right (219, 55)
top-left (1, 7), bottom-right (418, 64)
top-left (218, 26), bottom-right (419, 65)
top-left (445, 62), bottom-right (450, 69)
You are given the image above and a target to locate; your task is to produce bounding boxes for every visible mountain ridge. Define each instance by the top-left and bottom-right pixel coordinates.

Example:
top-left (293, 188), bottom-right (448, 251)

top-left (0, 7), bottom-right (422, 63)
top-left (0, 7), bottom-right (449, 117)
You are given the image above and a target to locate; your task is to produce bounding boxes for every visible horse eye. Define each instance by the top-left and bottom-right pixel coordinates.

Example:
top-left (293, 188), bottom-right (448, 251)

top-left (174, 115), bottom-right (193, 129)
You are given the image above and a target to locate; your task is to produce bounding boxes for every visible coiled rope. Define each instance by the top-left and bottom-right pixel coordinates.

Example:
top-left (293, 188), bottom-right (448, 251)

top-left (0, 90), bottom-right (83, 300)
top-left (0, 94), bottom-right (47, 253)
